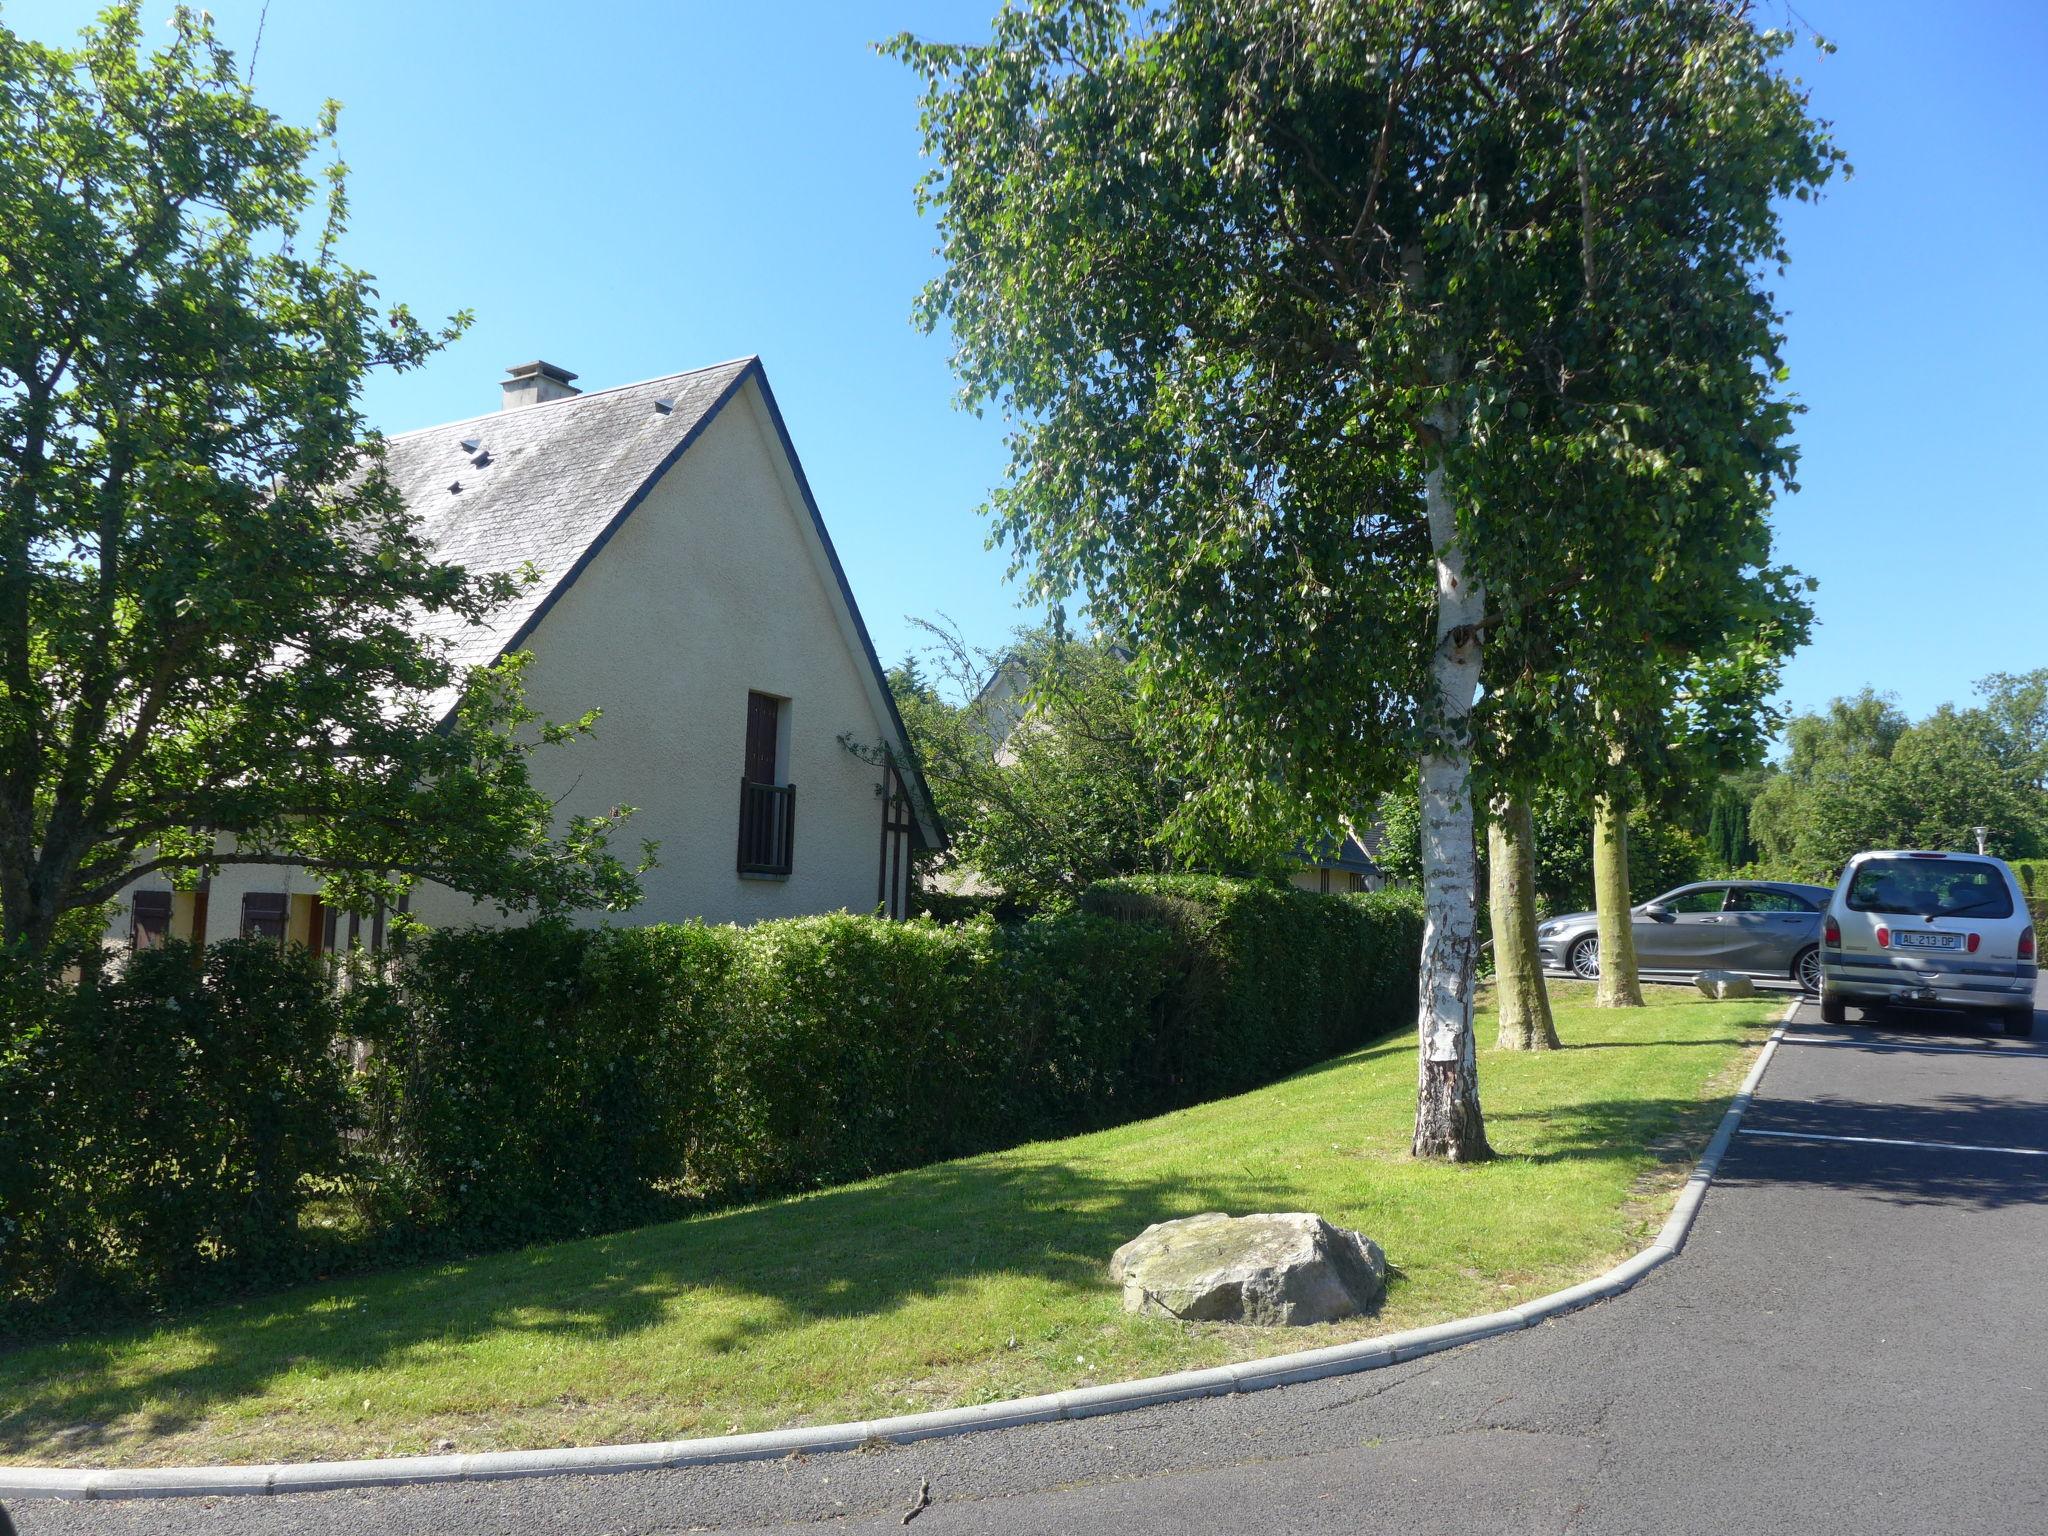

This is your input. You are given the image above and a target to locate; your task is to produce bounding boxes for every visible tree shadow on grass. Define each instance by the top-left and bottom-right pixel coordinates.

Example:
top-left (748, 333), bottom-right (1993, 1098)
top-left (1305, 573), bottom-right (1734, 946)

top-left (0, 1027), bottom-right (1810, 1463)
top-left (0, 1155), bottom-right (1311, 1459)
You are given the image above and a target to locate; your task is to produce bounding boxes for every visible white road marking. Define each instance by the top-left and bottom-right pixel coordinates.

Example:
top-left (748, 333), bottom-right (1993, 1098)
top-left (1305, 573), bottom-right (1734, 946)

top-left (1741, 1127), bottom-right (2048, 1158)
top-left (1782, 1038), bottom-right (2043, 1060)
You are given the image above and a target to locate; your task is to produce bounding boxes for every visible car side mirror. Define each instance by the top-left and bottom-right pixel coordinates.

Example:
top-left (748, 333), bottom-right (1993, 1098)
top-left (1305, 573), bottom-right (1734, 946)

top-left (1642, 902), bottom-right (1675, 922)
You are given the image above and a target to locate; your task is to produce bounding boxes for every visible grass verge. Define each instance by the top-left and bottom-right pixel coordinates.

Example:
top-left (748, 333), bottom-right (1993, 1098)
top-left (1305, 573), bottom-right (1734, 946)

top-left (0, 982), bottom-right (1779, 1468)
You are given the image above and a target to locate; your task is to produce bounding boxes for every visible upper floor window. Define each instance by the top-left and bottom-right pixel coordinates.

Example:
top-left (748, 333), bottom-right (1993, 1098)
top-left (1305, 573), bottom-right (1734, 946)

top-left (738, 691), bottom-right (795, 877)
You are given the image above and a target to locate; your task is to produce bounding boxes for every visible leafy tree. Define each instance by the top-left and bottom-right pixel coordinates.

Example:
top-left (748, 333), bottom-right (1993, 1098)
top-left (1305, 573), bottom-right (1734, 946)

top-left (1378, 779), bottom-right (1705, 915)
top-left (1749, 687), bottom-right (2047, 872)
top-left (1703, 772), bottom-right (1767, 872)
top-left (877, 621), bottom-right (1285, 907)
top-left (0, 7), bottom-right (643, 961)
top-left (891, 0), bottom-right (1840, 1157)
top-left (1976, 669), bottom-right (2048, 797)
top-left (1587, 609), bottom-right (1809, 1005)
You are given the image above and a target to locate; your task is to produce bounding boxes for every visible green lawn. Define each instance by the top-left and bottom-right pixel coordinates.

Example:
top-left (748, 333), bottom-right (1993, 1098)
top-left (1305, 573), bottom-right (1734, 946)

top-left (0, 982), bottom-right (1778, 1469)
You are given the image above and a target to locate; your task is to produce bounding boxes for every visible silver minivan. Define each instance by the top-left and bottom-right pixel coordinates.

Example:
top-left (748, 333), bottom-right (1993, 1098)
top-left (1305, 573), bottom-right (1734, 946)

top-left (1819, 850), bottom-right (2038, 1035)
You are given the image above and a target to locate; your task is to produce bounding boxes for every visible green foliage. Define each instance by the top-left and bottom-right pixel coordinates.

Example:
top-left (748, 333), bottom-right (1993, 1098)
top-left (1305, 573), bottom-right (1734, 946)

top-left (1082, 878), bottom-right (1425, 1099)
top-left (1750, 687), bottom-right (2048, 874)
top-left (354, 920), bottom-right (704, 1245)
top-left (4, 882), bottom-right (1421, 1326)
top-left (879, 621), bottom-right (1293, 906)
top-left (886, 0), bottom-right (1840, 853)
top-left (2010, 859), bottom-right (2048, 928)
top-left (0, 5), bottom-right (642, 957)
top-left (374, 885), bottom-right (1415, 1239)
top-left (1537, 807), bottom-right (1707, 916)
top-left (1704, 783), bottom-right (1752, 872)
top-left (1, 941), bottom-right (357, 1324)
top-left (1976, 671), bottom-right (2048, 797)
top-left (1373, 778), bottom-right (1703, 916)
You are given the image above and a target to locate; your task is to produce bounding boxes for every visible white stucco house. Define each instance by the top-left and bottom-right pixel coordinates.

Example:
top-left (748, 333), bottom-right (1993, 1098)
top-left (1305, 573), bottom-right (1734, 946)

top-left (113, 356), bottom-right (942, 957)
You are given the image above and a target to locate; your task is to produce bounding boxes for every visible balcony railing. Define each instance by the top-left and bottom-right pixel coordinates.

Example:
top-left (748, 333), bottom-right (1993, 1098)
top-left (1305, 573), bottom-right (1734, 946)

top-left (737, 778), bottom-right (796, 877)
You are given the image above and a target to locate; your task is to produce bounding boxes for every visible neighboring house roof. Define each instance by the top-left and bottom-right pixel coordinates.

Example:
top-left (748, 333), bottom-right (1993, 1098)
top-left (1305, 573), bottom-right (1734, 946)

top-left (1297, 833), bottom-right (1381, 875)
top-left (377, 356), bottom-right (944, 848)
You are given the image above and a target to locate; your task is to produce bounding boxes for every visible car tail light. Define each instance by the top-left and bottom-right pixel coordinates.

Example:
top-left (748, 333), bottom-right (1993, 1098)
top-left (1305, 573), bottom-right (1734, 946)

top-left (1967, 932), bottom-right (1981, 954)
top-left (2023, 927), bottom-right (2037, 962)
top-left (1876, 925), bottom-right (1890, 948)
top-left (1824, 914), bottom-right (1841, 948)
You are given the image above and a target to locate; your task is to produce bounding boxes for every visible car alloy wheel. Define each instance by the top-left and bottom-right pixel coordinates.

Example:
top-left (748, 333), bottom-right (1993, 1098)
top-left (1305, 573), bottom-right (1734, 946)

top-left (1568, 935), bottom-right (1601, 980)
top-left (1796, 946), bottom-right (1823, 996)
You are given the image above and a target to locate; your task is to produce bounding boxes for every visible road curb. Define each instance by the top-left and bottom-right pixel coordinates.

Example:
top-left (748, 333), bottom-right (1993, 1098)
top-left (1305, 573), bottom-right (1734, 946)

top-left (0, 1003), bottom-right (1797, 1504)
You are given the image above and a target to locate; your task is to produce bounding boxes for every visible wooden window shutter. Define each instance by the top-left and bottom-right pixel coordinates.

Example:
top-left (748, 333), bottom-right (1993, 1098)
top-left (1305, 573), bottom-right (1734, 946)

top-left (744, 691), bottom-right (781, 784)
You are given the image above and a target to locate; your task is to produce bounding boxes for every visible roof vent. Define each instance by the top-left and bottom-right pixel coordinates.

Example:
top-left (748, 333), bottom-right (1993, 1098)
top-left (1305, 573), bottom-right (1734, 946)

top-left (448, 479), bottom-right (462, 494)
top-left (653, 397), bottom-right (675, 415)
top-left (460, 436), bottom-right (481, 453)
top-left (499, 360), bottom-right (581, 411)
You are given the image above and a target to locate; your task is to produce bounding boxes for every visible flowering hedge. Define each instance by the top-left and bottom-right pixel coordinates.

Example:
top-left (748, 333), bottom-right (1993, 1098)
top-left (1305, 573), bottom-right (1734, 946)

top-left (2, 879), bottom-right (1422, 1327)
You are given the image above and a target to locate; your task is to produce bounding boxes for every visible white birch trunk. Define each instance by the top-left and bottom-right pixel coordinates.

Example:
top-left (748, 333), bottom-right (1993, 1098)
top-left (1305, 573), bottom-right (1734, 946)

top-left (1412, 429), bottom-right (1492, 1161)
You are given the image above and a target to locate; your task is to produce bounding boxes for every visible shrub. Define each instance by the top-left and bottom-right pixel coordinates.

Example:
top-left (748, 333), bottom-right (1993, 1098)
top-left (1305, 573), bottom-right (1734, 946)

top-left (1082, 877), bottom-right (1424, 1099)
top-left (4, 878), bottom-right (1424, 1326)
top-left (366, 880), bottom-right (1418, 1246)
top-left (1, 941), bottom-right (355, 1325)
top-left (366, 911), bottom-right (1183, 1233)
top-left (2013, 859), bottom-right (2048, 926)
top-left (354, 919), bottom-right (712, 1245)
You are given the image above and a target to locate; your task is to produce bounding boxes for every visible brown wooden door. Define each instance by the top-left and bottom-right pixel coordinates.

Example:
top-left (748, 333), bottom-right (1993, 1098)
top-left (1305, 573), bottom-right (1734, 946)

top-left (744, 692), bottom-right (781, 783)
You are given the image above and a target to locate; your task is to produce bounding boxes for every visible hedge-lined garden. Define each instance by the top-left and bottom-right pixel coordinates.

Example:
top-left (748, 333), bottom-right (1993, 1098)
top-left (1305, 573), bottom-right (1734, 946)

top-left (2013, 859), bottom-right (2048, 927)
top-left (0, 878), bottom-right (1421, 1332)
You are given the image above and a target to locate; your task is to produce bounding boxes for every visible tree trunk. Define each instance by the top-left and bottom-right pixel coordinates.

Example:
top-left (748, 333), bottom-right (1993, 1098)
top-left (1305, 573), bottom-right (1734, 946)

top-left (1592, 793), bottom-right (1644, 1007)
top-left (1412, 439), bottom-right (1492, 1162)
top-left (1488, 793), bottom-right (1559, 1049)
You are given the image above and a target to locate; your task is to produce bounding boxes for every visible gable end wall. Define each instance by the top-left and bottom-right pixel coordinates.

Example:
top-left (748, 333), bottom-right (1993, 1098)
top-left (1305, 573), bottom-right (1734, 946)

top-left (409, 377), bottom-right (902, 928)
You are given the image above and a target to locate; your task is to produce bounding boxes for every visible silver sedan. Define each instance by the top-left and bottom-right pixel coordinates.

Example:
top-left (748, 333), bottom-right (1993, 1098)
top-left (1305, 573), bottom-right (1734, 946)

top-left (1536, 880), bottom-right (1835, 993)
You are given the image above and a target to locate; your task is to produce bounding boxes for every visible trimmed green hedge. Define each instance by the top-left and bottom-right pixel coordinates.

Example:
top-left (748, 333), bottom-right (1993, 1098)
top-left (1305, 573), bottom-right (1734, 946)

top-left (2014, 859), bottom-right (2048, 927)
top-left (1082, 877), bottom-right (1424, 1100)
top-left (0, 941), bottom-right (359, 1325)
top-left (3, 878), bottom-right (1423, 1327)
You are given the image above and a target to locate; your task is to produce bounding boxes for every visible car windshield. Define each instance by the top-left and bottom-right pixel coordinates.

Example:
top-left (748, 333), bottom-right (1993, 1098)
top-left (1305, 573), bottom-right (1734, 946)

top-left (1844, 858), bottom-right (2014, 920)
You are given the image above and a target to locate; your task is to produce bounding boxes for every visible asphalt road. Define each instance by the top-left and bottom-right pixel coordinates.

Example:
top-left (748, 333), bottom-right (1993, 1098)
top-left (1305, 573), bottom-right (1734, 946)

top-left (18, 975), bottom-right (2047, 1536)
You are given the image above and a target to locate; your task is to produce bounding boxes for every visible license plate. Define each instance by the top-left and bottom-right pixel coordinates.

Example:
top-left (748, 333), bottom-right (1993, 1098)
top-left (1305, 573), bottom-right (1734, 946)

top-left (1894, 931), bottom-right (1961, 951)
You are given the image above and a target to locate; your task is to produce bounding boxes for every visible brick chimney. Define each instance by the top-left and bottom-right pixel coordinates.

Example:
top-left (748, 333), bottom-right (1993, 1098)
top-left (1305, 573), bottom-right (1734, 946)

top-left (500, 360), bottom-right (580, 410)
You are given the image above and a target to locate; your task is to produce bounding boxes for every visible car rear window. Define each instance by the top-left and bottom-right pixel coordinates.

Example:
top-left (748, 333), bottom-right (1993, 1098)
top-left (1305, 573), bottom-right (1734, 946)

top-left (1844, 858), bottom-right (2015, 920)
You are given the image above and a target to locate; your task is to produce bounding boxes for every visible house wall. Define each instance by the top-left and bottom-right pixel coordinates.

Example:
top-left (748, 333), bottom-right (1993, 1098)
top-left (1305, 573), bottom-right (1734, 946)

top-left (1288, 867), bottom-right (1381, 896)
top-left (408, 376), bottom-right (902, 930)
top-left (102, 375), bottom-right (908, 951)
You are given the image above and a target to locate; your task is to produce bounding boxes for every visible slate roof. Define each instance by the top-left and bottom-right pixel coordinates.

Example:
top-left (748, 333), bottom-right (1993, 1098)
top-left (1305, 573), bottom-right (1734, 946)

top-left (1301, 832), bottom-right (1381, 874)
top-left (369, 355), bottom-right (943, 848)
top-left (378, 357), bottom-right (755, 703)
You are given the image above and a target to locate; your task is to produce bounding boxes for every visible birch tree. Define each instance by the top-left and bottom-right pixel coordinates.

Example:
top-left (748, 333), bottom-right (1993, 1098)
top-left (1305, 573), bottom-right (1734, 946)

top-left (890, 0), bottom-right (1839, 1158)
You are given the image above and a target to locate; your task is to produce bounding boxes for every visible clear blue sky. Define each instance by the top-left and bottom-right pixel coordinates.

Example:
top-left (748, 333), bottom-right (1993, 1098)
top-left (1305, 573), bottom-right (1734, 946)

top-left (11, 1), bottom-right (2044, 726)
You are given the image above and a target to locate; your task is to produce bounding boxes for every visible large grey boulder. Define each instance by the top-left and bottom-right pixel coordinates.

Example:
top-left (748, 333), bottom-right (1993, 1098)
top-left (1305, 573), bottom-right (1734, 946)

top-left (1109, 1212), bottom-right (1386, 1326)
top-left (1694, 969), bottom-right (1757, 1000)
